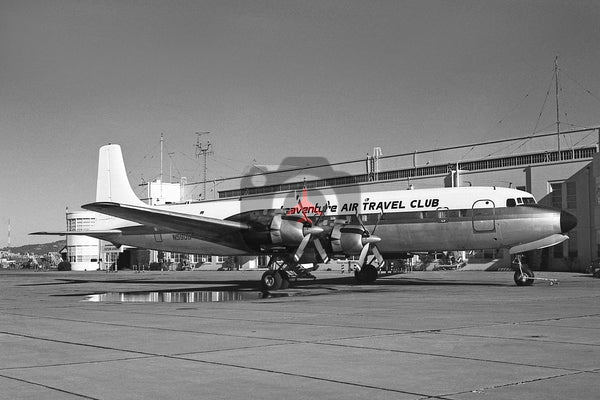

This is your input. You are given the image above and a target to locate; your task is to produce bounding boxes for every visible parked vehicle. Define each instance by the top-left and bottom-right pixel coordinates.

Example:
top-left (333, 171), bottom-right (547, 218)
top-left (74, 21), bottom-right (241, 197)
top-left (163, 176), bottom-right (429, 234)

top-left (586, 259), bottom-right (600, 278)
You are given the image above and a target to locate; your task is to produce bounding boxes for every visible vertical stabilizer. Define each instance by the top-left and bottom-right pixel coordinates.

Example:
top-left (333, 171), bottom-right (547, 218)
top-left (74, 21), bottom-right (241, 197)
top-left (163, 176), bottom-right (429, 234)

top-left (96, 144), bottom-right (146, 205)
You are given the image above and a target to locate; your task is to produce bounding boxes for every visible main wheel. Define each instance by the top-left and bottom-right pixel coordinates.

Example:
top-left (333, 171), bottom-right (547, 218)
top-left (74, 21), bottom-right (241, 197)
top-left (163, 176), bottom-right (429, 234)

top-left (355, 264), bottom-right (378, 284)
top-left (261, 270), bottom-right (282, 291)
top-left (514, 266), bottom-right (535, 286)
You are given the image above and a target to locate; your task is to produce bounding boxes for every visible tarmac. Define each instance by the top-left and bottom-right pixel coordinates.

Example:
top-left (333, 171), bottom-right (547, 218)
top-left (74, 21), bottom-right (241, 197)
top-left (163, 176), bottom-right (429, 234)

top-left (1, 269), bottom-right (599, 400)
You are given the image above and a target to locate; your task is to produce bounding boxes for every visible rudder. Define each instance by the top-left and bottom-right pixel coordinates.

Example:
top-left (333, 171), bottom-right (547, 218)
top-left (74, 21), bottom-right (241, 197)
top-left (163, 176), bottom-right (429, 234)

top-left (96, 144), bottom-right (145, 205)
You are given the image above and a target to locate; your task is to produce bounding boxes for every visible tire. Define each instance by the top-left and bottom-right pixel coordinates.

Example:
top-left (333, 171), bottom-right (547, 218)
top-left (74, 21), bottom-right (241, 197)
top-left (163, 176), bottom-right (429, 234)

top-left (355, 264), bottom-right (378, 284)
top-left (354, 269), bottom-right (364, 283)
top-left (514, 267), bottom-right (535, 286)
top-left (261, 270), bottom-right (282, 291)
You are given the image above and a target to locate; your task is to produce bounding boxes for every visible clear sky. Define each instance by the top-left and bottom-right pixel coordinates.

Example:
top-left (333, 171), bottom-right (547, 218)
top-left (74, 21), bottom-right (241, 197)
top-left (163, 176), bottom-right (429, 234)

top-left (2, 0), bottom-right (600, 246)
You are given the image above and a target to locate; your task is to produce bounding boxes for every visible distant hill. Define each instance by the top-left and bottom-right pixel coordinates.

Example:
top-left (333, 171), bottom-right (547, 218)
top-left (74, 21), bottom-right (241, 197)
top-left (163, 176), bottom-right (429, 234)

top-left (1, 240), bottom-right (66, 255)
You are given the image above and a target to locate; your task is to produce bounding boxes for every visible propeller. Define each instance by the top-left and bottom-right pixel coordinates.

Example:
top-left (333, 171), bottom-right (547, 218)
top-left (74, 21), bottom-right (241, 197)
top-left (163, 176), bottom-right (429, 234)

top-left (355, 211), bottom-right (385, 269)
top-left (292, 199), bottom-right (330, 263)
top-left (293, 224), bottom-right (324, 262)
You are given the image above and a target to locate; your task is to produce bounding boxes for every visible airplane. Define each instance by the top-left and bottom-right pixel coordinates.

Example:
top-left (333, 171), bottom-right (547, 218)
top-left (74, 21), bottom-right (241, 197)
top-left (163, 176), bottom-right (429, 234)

top-left (34, 144), bottom-right (577, 290)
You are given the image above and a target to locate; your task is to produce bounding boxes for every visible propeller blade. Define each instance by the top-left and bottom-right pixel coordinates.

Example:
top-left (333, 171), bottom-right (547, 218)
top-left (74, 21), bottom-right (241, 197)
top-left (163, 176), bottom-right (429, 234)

top-left (313, 239), bottom-right (329, 263)
top-left (293, 234), bottom-right (311, 262)
top-left (371, 245), bottom-right (384, 264)
top-left (372, 211), bottom-right (384, 235)
top-left (355, 211), bottom-right (368, 234)
top-left (354, 210), bottom-right (384, 236)
top-left (357, 242), bottom-right (371, 267)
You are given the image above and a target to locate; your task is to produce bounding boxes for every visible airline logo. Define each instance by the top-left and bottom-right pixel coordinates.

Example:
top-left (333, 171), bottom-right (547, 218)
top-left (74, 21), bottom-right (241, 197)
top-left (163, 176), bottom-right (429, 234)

top-left (287, 188), bottom-right (323, 224)
top-left (285, 190), bottom-right (442, 218)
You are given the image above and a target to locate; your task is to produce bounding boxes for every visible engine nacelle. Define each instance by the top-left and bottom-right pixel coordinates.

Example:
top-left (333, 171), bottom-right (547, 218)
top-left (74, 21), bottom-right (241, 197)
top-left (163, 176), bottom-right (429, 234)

top-left (269, 215), bottom-right (305, 245)
top-left (331, 225), bottom-right (365, 255)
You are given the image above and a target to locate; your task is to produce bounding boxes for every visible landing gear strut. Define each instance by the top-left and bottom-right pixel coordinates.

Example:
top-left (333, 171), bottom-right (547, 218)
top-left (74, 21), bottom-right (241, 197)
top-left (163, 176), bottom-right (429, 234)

top-left (260, 256), bottom-right (313, 291)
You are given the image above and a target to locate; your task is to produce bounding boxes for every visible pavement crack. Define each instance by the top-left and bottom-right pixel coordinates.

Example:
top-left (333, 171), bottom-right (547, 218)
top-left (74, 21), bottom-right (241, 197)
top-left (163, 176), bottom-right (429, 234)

top-left (311, 339), bottom-right (582, 373)
top-left (444, 370), bottom-right (589, 398)
top-left (163, 354), bottom-right (454, 399)
top-left (0, 373), bottom-right (101, 399)
top-left (0, 356), bottom-right (157, 372)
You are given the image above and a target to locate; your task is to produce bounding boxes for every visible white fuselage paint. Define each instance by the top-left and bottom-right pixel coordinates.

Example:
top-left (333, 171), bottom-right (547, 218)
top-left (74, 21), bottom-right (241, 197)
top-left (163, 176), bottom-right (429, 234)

top-left (92, 185), bottom-right (562, 258)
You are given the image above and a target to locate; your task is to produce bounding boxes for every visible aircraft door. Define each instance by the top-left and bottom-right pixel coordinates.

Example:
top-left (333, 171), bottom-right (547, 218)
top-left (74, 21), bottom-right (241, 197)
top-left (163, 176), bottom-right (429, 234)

top-left (472, 199), bottom-right (495, 232)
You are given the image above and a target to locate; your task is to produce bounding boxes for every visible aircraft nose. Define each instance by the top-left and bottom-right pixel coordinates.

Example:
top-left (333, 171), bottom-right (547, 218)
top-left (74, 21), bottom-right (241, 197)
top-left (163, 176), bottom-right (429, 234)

top-left (560, 210), bottom-right (577, 233)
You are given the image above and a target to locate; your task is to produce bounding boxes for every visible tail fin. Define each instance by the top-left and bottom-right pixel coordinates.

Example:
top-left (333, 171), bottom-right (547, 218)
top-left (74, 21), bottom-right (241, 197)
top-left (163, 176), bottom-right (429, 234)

top-left (96, 144), bottom-right (146, 206)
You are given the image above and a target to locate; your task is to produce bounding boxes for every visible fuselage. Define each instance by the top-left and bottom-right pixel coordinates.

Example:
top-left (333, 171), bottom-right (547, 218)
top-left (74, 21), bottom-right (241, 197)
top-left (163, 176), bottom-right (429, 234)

top-left (91, 185), bottom-right (574, 260)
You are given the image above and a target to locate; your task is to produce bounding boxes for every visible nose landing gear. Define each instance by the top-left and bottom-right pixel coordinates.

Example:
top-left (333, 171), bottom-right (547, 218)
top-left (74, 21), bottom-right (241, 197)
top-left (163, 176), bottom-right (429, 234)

top-left (513, 254), bottom-right (559, 286)
top-left (514, 265), bottom-right (535, 286)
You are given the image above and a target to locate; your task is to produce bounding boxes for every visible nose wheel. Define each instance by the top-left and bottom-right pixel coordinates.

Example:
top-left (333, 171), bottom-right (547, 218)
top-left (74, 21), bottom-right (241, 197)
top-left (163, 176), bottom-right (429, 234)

top-left (512, 255), bottom-right (559, 286)
top-left (513, 254), bottom-right (534, 286)
top-left (514, 267), bottom-right (535, 286)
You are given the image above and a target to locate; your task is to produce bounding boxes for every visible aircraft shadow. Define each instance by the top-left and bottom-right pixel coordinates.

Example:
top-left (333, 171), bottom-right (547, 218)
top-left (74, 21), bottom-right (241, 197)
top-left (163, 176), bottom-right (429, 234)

top-left (27, 273), bottom-right (512, 298)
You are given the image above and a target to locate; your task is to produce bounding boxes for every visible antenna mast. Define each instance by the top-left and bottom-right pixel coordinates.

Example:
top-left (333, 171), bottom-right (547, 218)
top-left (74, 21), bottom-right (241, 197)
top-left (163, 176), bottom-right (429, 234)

top-left (160, 133), bottom-right (164, 199)
top-left (555, 56), bottom-right (561, 159)
top-left (195, 132), bottom-right (212, 200)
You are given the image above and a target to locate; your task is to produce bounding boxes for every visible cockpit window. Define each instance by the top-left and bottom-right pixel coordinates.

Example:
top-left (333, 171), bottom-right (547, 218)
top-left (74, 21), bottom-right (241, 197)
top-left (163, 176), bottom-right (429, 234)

top-left (507, 197), bottom-right (537, 207)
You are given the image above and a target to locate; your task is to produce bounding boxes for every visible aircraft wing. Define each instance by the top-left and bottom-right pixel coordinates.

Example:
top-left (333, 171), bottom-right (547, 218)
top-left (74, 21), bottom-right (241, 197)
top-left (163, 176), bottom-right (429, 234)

top-left (82, 201), bottom-right (250, 249)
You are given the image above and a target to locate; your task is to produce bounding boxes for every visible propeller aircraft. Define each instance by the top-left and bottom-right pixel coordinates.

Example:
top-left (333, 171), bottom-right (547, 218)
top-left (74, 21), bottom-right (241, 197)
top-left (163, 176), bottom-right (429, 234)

top-left (35, 144), bottom-right (577, 290)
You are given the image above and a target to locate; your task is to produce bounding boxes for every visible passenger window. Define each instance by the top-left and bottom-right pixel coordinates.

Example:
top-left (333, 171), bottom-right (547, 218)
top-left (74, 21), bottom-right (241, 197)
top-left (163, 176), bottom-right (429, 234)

top-left (437, 208), bottom-right (449, 223)
top-left (517, 198), bottom-right (523, 204)
top-left (506, 199), bottom-right (516, 207)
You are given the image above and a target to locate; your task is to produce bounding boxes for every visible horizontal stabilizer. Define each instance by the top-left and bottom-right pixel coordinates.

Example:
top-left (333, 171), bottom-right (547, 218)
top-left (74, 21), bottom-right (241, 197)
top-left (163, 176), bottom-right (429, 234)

top-left (30, 230), bottom-right (122, 236)
top-left (509, 233), bottom-right (569, 255)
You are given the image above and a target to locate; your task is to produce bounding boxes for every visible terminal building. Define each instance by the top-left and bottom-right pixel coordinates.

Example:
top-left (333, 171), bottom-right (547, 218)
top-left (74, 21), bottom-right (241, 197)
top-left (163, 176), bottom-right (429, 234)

top-left (65, 211), bottom-right (119, 271)
top-left (66, 128), bottom-right (600, 272)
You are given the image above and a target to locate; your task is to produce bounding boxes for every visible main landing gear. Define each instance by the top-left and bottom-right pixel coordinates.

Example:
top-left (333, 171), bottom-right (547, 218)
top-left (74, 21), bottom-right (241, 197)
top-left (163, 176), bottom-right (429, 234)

top-left (261, 269), bottom-right (290, 291)
top-left (260, 256), bottom-right (316, 291)
top-left (354, 263), bottom-right (378, 284)
top-left (261, 254), bottom-right (384, 291)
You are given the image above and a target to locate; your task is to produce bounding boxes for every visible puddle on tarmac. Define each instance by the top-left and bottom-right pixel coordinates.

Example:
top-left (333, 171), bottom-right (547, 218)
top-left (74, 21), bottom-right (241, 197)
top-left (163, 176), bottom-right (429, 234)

top-left (81, 290), bottom-right (296, 303)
